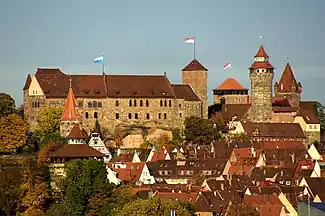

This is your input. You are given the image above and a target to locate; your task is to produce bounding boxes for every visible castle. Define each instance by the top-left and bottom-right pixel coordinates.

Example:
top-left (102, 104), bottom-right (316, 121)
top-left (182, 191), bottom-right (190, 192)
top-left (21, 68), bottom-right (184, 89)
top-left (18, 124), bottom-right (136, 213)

top-left (23, 59), bottom-right (208, 134)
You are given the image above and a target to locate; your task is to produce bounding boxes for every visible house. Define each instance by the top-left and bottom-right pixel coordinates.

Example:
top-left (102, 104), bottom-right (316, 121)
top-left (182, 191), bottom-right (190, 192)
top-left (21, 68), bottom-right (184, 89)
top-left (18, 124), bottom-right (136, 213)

top-left (299, 177), bottom-right (325, 202)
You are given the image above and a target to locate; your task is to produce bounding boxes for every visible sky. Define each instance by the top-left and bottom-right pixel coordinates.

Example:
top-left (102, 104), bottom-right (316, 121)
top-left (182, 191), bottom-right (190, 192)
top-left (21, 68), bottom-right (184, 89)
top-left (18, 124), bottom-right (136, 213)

top-left (1, 0), bottom-right (325, 106)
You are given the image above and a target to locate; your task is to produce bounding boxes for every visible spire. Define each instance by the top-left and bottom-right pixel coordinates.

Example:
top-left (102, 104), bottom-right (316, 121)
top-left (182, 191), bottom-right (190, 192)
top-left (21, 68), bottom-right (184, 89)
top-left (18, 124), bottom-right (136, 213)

top-left (254, 45), bottom-right (269, 58)
top-left (277, 63), bottom-right (300, 93)
top-left (249, 45), bottom-right (274, 70)
top-left (61, 87), bottom-right (78, 121)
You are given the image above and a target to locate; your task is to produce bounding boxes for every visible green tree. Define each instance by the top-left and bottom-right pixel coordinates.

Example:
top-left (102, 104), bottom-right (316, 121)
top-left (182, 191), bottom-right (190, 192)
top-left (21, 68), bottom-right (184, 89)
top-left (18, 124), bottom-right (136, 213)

top-left (315, 102), bottom-right (325, 131)
top-left (117, 197), bottom-right (192, 216)
top-left (152, 133), bottom-right (173, 149)
top-left (0, 93), bottom-right (16, 116)
top-left (188, 173), bottom-right (206, 186)
top-left (172, 128), bottom-right (184, 146)
top-left (227, 201), bottom-right (259, 216)
top-left (184, 116), bottom-right (220, 144)
top-left (36, 107), bottom-right (63, 135)
top-left (0, 114), bottom-right (29, 154)
top-left (228, 133), bottom-right (251, 145)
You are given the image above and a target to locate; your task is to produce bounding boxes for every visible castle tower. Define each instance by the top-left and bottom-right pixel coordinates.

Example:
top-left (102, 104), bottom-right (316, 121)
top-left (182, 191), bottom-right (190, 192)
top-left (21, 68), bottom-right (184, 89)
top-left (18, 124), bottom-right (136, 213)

top-left (182, 59), bottom-right (208, 119)
top-left (60, 83), bottom-right (79, 137)
top-left (274, 63), bottom-right (302, 108)
top-left (249, 45), bottom-right (274, 122)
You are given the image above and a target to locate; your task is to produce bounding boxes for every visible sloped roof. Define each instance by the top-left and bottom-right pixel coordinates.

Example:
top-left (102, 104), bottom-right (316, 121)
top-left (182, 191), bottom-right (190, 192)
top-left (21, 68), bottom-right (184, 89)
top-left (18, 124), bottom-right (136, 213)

top-left (219, 104), bottom-right (251, 121)
top-left (214, 78), bottom-right (248, 91)
top-left (61, 87), bottom-right (78, 121)
top-left (49, 144), bottom-right (105, 158)
top-left (67, 123), bottom-right (88, 139)
top-left (249, 61), bottom-right (274, 70)
top-left (23, 74), bottom-right (31, 90)
top-left (171, 84), bottom-right (200, 101)
top-left (276, 63), bottom-right (301, 93)
top-left (182, 59), bottom-right (208, 71)
top-left (254, 45), bottom-right (269, 58)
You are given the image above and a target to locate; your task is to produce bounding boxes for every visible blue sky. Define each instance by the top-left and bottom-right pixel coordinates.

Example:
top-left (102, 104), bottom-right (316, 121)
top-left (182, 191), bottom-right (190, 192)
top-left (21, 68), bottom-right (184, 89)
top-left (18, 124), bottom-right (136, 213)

top-left (1, 0), bottom-right (325, 105)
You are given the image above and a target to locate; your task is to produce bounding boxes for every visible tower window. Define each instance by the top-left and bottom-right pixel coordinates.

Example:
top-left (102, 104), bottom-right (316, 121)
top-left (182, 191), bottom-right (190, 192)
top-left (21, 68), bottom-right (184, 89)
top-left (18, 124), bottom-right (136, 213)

top-left (179, 112), bottom-right (182, 117)
top-left (164, 113), bottom-right (167, 119)
top-left (78, 101), bottom-right (83, 107)
top-left (88, 102), bottom-right (92, 108)
top-left (94, 112), bottom-right (98, 119)
top-left (146, 100), bottom-right (149, 107)
top-left (168, 100), bottom-right (172, 107)
top-left (98, 102), bottom-right (102, 107)
top-left (134, 100), bottom-right (137, 107)
top-left (135, 113), bottom-right (138, 119)
top-left (115, 113), bottom-right (119, 119)
top-left (115, 100), bottom-right (119, 107)
top-left (179, 103), bottom-right (182, 108)
top-left (164, 100), bottom-right (167, 107)
top-left (140, 100), bottom-right (143, 107)
top-left (129, 100), bottom-right (132, 107)
top-left (85, 112), bottom-right (89, 119)
top-left (146, 113), bottom-right (150, 120)
top-left (257, 70), bottom-right (260, 72)
top-left (160, 100), bottom-right (163, 107)
top-left (128, 113), bottom-right (132, 119)
top-left (93, 101), bottom-right (97, 107)
top-left (158, 113), bottom-right (162, 119)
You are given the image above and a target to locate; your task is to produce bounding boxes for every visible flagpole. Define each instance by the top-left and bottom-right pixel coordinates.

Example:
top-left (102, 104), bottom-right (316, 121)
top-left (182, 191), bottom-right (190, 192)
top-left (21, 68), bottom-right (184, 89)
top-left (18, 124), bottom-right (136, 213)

top-left (193, 37), bottom-right (196, 59)
top-left (102, 53), bottom-right (105, 74)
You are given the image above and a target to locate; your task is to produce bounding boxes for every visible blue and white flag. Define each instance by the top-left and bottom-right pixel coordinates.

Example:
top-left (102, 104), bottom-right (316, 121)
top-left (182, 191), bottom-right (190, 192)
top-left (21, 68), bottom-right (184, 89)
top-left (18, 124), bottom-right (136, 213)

top-left (93, 55), bottom-right (104, 64)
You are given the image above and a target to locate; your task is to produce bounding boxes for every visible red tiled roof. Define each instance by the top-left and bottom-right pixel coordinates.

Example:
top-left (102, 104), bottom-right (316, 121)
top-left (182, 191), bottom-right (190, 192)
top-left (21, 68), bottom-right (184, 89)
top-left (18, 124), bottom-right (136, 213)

top-left (154, 191), bottom-right (198, 204)
top-left (67, 123), bottom-right (88, 139)
top-left (276, 63), bottom-right (301, 93)
top-left (49, 144), bottom-right (105, 158)
top-left (23, 74), bottom-right (31, 90)
top-left (296, 107), bottom-right (320, 124)
top-left (261, 141), bottom-right (306, 150)
top-left (151, 151), bottom-right (168, 162)
top-left (254, 45), bottom-right (269, 58)
top-left (249, 61), bottom-right (274, 70)
top-left (233, 148), bottom-right (255, 158)
top-left (244, 194), bottom-right (282, 206)
top-left (172, 84), bottom-right (200, 101)
top-left (272, 97), bottom-right (291, 107)
top-left (61, 87), bottom-right (78, 121)
top-left (214, 78), bottom-right (248, 91)
top-left (112, 162), bottom-right (145, 182)
top-left (182, 59), bottom-right (208, 71)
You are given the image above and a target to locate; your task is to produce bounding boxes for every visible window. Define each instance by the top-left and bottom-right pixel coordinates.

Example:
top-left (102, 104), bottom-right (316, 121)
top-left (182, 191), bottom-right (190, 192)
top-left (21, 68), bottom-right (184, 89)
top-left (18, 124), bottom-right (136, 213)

top-left (128, 113), bottom-right (132, 119)
top-left (135, 113), bottom-right (138, 119)
top-left (85, 112), bottom-right (89, 119)
top-left (146, 100), bottom-right (149, 107)
top-left (179, 112), bottom-right (182, 117)
top-left (314, 125), bottom-right (317, 129)
top-left (160, 100), bottom-right (163, 107)
top-left (93, 101), bottom-right (97, 107)
top-left (164, 100), bottom-right (167, 107)
top-left (168, 100), bottom-right (171, 107)
top-left (309, 125), bottom-right (312, 129)
top-left (115, 113), bottom-right (119, 119)
top-left (140, 100), bottom-right (143, 107)
top-left (164, 113), bottom-right (167, 119)
top-left (129, 100), bottom-right (132, 107)
top-left (88, 102), bottom-right (92, 108)
top-left (179, 103), bottom-right (182, 108)
top-left (146, 113), bottom-right (150, 120)
top-left (78, 101), bottom-right (83, 107)
top-left (115, 100), bottom-right (119, 107)
top-left (98, 102), bottom-right (102, 107)
top-left (158, 113), bottom-right (161, 119)
top-left (133, 100), bottom-right (137, 107)
top-left (94, 112), bottom-right (98, 119)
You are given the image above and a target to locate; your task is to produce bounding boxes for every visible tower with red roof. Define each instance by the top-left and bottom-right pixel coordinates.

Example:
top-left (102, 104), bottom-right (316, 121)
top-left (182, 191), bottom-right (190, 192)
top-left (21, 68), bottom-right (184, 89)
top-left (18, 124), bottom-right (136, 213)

top-left (274, 63), bottom-right (302, 108)
top-left (249, 45), bottom-right (274, 122)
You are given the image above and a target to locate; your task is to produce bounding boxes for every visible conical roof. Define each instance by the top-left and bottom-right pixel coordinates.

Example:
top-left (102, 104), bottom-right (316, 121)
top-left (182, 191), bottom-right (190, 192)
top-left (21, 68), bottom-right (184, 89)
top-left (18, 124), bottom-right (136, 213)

top-left (61, 87), bottom-right (78, 121)
top-left (277, 63), bottom-right (300, 93)
top-left (214, 77), bottom-right (248, 91)
top-left (254, 45), bottom-right (269, 58)
top-left (182, 59), bottom-right (208, 71)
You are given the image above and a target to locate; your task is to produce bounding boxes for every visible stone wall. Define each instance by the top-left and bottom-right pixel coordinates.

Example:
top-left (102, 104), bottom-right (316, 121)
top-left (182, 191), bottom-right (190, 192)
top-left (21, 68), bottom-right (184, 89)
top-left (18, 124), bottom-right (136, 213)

top-left (213, 94), bottom-right (249, 105)
top-left (182, 70), bottom-right (208, 119)
top-left (271, 112), bottom-right (295, 123)
top-left (249, 69), bottom-right (274, 122)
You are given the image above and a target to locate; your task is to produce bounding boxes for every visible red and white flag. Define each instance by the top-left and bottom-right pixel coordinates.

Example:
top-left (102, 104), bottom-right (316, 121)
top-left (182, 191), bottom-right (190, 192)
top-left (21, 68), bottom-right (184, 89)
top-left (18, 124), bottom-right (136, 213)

top-left (185, 37), bottom-right (195, 44)
top-left (223, 62), bottom-right (232, 70)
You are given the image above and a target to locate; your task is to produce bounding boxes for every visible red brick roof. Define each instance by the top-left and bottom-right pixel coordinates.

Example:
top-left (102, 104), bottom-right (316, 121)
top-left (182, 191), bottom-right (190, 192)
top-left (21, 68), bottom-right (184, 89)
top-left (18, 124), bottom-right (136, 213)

top-left (172, 84), bottom-right (200, 101)
top-left (61, 87), bottom-right (78, 121)
top-left (254, 45), bottom-right (269, 58)
top-left (112, 162), bottom-right (145, 182)
top-left (249, 61), bottom-right (274, 70)
top-left (182, 59), bottom-right (208, 71)
top-left (154, 191), bottom-right (198, 204)
top-left (67, 123), bottom-right (88, 139)
top-left (23, 74), bottom-right (31, 90)
top-left (214, 78), bottom-right (248, 91)
top-left (261, 141), bottom-right (306, 150)
top-left (49, 144), bottom-right (105, 158)
top-left (276, 63), bottom-right (301, 93)
top-left (296, 107), bottom-right (320, 124)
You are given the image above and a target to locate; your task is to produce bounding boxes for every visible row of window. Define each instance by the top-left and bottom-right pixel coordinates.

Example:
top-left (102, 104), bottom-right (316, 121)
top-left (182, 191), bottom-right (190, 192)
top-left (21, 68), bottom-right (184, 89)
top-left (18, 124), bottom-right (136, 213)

top-left (127, 99), bottom-right (150, 107)
top-left (88, 101), bottom-right (102, 108)
top-left (84, 112), bottom-right (179, 120)
top-left (32, 101), bottom-right (40, 108)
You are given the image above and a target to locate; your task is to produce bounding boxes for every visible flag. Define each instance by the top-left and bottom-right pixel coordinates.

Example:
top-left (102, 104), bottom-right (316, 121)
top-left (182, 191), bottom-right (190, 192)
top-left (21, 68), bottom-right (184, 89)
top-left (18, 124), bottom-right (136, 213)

top-left (93, 55), bottom-right (104, 64)
top-left (223, 62), bottom-right (232, 70)
top-left (185, 37), bottom-right (195, 44)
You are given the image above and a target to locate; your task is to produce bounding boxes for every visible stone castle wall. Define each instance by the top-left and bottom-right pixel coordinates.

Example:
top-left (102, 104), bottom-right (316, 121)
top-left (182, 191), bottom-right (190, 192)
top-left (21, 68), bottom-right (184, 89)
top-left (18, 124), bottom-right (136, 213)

top-left (250, 70), bottom-right (274, 122)
top-left (271, 112), bottom-right (295, 123)
top-left (182, 70), bottom-right (208, 119)
top-left (213, 95), bottom-right (249, 105)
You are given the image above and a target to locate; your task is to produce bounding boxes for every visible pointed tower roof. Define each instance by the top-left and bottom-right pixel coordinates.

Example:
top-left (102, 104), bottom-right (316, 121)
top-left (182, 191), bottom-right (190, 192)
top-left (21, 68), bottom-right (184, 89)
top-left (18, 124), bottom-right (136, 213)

top-left (214, 77), bottom-right (248, 91)
top-left (67, 123), bottom-right (88, 139)
top-left (254, 45), bottom-right (269, 58)
top-left (61, 87), bottom-right (78, 121)
top-left (182, 59), bottom-right (208, 71)
top-left (277, 63), bottom-right (301, 93)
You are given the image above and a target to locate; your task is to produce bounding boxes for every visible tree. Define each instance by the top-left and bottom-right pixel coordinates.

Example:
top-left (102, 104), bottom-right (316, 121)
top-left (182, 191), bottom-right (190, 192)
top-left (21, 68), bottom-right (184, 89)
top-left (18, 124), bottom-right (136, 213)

top-left (184, 116), bottom-right (220, 144)
top-left (315, 102), bottom-right (325, 131)
top-left (117, 197), bottom-right (192, 216)
top-left (36, 107), bottom-right (63, 135)
top-left (37, 141), bottom-right (65, 165)
top-left (227, 201), bottom-right (259, 216)
top-left (0, 114), bottom-right (28, 154)
top-left (189, 173), bottom-right (206, 186)
top-left (0, 93), bottom-right (16, 116)
top-left (172, 128), bottom-right (184, 146)
top-left (227, 133), bottom-right (251, 145)
top-left (152, 133), bottom-right (173, 149)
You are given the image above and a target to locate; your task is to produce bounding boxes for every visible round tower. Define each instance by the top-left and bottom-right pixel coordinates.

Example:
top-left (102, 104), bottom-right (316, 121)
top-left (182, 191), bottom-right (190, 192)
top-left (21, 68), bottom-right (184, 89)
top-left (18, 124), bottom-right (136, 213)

top-left (249, 45), bottom-right (274, 122)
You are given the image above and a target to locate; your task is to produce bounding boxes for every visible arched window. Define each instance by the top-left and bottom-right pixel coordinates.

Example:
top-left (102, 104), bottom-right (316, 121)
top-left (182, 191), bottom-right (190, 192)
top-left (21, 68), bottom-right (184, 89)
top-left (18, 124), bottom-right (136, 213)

top-left (164, 100), bottom-right (167, 107)
top-left (115, 100), bottom-right (119, 107)
top-left (88, 102), bottom-right (92, 108)
top-left (220, 97), bottom-right (226, 104)
top-left (93, 101), bottom-right (97, 108)
top-left (134, 100), bottom-right (137, 107)
top-left (146, 113), bottom-right (150, 120)
top-left (98, 102), bottom-right (102, 107)
top-left (129, 99), bottom-right (132, 107)
top-left (146, 100), bottom-right (149, 107)
top-left (135, 113), bottom-right (138, 119)
top-left (94, 112), bottom-right (98, 119)
top-left (140, 100), bottom-right (143, 107)
top-left (128, 113), bottom-right (132, 119)
top-left (160, 100), bottom-right (163, 107)
top-left (85, 112), bottom-right (89, 119)
top-left (168, 100), bottom-right (171, 107)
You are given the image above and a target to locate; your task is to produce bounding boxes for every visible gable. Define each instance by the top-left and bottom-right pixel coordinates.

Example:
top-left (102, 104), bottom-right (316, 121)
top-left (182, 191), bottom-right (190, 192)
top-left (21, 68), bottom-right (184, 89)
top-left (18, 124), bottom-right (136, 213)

top-left (28, 75), bottom-right (44, 96)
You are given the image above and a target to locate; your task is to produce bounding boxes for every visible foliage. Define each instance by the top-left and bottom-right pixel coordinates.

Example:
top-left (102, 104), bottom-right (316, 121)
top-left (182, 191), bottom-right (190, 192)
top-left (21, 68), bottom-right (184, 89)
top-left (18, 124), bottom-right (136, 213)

top-left (0, 114), bottom-right (29, 154)
top-left (189, 173), bottom-right (206, 186)
top-left (152, 133), bottom-right (173, 149)
top-left (211, 112), bottom-right (227, 132)
top-left (227, 133), bottom-right (251, 145)
top-left (37, 141), bottom-right (65, 165)
top-left (184, 116), bottom-right (221, 144)
top-left (140, 140), bottom-right (153, 149)
top-left (117, 197), bottom-right (193, 216)
top-left (315, 102), bottom-right (325, 131)
top-left (227, 201), bottom-right (259, 216)
top-left (0, 93), bottom-right (17, 116)
top-left (36, 106), bottom-right (63, 135)
top-left (172, 128), bottom-right (184, 146)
